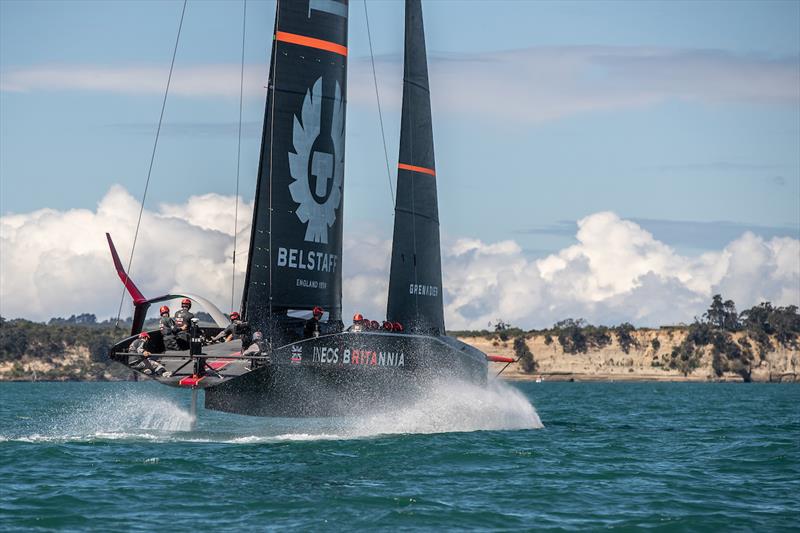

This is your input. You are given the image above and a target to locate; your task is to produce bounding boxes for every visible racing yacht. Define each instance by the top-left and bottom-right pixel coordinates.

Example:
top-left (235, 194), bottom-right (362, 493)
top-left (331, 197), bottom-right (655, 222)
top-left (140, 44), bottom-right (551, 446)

top-left (109, 0), bottom-right (493, 417)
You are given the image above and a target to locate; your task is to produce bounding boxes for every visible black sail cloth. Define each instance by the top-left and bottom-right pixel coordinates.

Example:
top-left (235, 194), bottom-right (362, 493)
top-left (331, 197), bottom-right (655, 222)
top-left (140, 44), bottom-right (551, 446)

top-left (242, 0), bottom-right (348, 334)
top-left (386, 0), bottom-right (445, 335)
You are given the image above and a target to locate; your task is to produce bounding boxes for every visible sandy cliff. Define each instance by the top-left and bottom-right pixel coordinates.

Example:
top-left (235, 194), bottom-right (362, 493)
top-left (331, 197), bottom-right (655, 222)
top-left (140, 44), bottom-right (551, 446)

top-left (460, 330), bottom-right (799, 382)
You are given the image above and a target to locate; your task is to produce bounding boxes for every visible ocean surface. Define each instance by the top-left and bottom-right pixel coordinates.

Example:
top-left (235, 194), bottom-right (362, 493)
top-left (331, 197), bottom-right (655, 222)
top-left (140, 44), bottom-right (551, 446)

top-left (1, 380), bottom-right (797, 531)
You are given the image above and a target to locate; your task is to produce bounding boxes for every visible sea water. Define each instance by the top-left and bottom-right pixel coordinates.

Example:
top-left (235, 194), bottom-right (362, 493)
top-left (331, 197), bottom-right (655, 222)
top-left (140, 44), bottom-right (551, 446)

top-left (0, 381), bottom-right (797, 531)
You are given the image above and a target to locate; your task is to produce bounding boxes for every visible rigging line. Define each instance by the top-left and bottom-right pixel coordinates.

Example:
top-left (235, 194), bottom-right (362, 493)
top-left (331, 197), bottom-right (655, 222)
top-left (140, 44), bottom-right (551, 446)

top-left (363, 0), bottom-right (394, 206)
top-left (267, 0), bottom-right (281, 347)
top-left (231, 0), bottom-right (247, 313)
top-left (115, 0), bottom-right (188, 327)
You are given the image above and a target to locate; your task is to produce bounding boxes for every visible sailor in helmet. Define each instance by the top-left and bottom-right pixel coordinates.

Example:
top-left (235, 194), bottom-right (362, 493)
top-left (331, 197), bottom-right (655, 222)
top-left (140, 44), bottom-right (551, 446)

top-left (159, 305), bottom-right (179, 351)
top-left (351, 313), bottom-right (365, 332)
top-left (130, 332), bottom-right (169, 377)
top-left (172, 298), bottom-right (194, 349)
top-left (174, 298), bottom-right (194, 329)
top-left (243, 330), bottom-right (269, 369)
top-left (212, 311), bottom-right (244, 343)
top-left (304, 306), bottom-right (324, 339)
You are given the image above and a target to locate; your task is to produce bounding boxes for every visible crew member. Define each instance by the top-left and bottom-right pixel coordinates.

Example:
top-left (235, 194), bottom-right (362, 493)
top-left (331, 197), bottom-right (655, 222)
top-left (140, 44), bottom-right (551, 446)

top-left (159, 305), bottom-right (179, 351)
top-left (130, 332), bottom-right (169, 377)
top-left (130, 331), bottom-right (151, 355)
top-left (174, 298), bottom-right (195, 329)
top-left (351, 313), bottom-right (364, 332)
top-left (304, 306), bottom-right (324, 338)
top-left (212, 311), bottom-right (244, 343)
top-left (243, 331), bottom-right (268, 369)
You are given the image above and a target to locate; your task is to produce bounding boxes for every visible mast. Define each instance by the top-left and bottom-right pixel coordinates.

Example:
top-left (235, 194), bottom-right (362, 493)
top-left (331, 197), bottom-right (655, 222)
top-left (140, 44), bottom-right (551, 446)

top-left (386, 0), bottom-right (445, 335)
top-left (242, 0), bottom-right (349, 334)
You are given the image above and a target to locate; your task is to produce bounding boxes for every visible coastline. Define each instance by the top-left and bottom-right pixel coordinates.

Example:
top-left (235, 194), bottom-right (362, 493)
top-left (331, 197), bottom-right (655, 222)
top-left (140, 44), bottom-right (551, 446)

top-left (0, 329), bottom-right (797, 383)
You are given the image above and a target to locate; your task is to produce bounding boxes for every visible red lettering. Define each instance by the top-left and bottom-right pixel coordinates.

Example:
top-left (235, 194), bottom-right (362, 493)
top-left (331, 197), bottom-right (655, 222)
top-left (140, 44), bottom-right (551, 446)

top-left (371, 352), bottom-right (377, 365)
top-left (352, 350), bottom-right (359, 365)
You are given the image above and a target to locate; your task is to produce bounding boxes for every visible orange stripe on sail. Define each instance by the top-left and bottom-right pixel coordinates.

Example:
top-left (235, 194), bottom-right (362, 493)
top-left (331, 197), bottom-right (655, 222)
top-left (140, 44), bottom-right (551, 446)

top-left (398, 163), bottom-right (436, 176)
top-left (275, 31), bottom-right (347, 56)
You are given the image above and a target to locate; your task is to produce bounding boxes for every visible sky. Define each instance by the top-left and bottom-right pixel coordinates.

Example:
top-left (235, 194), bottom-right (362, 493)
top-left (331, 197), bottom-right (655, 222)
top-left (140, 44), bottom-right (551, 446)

top-left (1, 0), bottom-right (799, 328)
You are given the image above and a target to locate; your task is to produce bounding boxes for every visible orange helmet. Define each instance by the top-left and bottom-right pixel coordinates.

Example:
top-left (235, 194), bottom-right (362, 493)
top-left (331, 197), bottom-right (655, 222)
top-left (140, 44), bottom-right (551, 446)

top-left (382, 321), bottom-right (394, 331)
top-left (353, 313), bottom-right (363, 322)
top-left (181, 298), bottom-right (191, 308)
top-left (138, 331), bottom-right (150, 339)
top-left (313, 306), bottom-right (323, 317)
top-left (159, 305), bottom-right (170, 315)
top-left (230, 311), bottom-right (240, 320)
top-left (393, 322), bottom-right (404, 332)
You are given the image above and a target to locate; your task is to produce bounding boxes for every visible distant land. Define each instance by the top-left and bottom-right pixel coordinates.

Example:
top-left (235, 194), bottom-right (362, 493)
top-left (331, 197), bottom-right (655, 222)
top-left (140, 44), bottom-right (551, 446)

top-left (1, 296), bottom-right (797, 383)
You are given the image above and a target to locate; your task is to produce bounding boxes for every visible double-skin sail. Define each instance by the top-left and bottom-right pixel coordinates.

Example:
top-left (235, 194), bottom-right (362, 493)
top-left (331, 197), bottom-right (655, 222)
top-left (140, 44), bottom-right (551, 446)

top-left (242, 0), bottom-right (349, 334)
top-left (386, 0), bottom-right (445, 335)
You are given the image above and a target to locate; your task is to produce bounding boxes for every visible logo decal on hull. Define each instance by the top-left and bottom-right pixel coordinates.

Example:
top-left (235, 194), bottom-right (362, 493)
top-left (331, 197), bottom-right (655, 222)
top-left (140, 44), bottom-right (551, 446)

top-left (308, 346), bottom-right (405, 367)
top-left (289, 77), bottom-right (345, 244)
top-left (291, 346), bottom-right (303, 364)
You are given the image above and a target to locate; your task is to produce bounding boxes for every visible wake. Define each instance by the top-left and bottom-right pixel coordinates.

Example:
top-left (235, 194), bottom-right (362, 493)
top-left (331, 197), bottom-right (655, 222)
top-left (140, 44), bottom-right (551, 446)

top-left (5, 391), bottom-right (195, 443)
top-left (3, 379), bottom-right (541, 444)
top-left (342, 378), bottom-right (543, 437)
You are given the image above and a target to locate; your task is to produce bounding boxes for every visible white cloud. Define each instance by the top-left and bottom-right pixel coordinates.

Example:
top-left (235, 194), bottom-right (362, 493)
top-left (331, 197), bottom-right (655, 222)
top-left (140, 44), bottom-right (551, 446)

top-left (0, 186), bottom-right (248, 320)
top-left (3, 46), bottom-right (797, 122)
top-left (0, 64), bottom-right (268, 98)
top-left (441, 213), bottom-right (799, 329)
top-left (1, 187), bottom-right (797, 328)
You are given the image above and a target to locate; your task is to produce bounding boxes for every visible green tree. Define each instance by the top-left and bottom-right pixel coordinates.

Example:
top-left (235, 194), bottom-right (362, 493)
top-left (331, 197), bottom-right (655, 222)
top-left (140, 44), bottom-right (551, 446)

top-left (614, 322), bottom-right (637, 354)
top-left (553, 318), bottom-right (588, 354)
top-left (650, 337), bottom-right (661, 352)
top-left (703, 295), bottom-right (740, 331)
top-left (705, 294), bottom-right (726, 329)
top-left (514, 336), bottom-right (537, 373)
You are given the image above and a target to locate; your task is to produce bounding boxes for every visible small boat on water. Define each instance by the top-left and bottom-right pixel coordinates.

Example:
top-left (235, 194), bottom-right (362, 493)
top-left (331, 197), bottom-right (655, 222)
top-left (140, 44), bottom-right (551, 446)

top-left (108, 0), bottom-right (490, 417)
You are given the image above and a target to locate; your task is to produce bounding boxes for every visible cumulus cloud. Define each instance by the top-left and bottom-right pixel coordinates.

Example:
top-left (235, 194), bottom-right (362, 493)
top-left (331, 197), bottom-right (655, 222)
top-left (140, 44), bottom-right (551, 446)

top-left (0, 186), bottom-right (250, 321)
top-left (1, 187), bottom-right (798, 328)
top-left (4, 46), bottom-right (797, 122)
top-left (442, 213), bottom-right (799, 329)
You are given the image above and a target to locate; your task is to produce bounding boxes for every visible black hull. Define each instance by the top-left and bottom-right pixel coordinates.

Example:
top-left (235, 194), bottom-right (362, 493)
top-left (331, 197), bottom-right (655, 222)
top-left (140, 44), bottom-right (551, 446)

top-left (205, 331), bottom-right (487, 417)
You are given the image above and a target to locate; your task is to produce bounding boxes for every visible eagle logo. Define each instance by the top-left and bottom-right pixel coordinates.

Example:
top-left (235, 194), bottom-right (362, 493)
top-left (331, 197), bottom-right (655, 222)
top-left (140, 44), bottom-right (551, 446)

top-left (288, 77), bottom-right (345, 244)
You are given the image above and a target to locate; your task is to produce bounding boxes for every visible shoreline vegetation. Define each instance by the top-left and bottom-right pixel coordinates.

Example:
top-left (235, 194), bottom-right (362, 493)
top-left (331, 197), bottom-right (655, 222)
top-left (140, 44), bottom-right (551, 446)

top-left (1, 296), bottom-right (797, 383)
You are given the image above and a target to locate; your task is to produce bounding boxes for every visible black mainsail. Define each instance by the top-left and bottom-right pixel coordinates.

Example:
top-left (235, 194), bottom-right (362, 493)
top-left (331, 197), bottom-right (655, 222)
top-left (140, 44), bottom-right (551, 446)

top-left (242, 0), bottom-right (349, 333)
top-left (386, 0), bottom-right (445, 335)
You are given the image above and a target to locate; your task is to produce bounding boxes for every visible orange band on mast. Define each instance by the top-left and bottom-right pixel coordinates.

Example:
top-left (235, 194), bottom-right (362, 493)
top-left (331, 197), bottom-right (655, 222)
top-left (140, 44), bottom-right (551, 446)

top-left (398, 163), bottom-right (436, 176)
top-left (275, 31), bottom-right (347, 56)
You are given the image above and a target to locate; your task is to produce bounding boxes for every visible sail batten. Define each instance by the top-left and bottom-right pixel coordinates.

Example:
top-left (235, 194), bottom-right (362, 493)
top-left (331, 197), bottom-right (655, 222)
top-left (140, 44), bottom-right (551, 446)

top-left (242, 0), bottom-right (348, 333)
top-left (386, 0), bottom-right (445, 335)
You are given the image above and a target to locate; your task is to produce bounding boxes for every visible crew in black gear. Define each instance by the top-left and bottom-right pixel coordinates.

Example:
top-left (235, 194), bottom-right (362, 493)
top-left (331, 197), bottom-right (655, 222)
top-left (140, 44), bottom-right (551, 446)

top-left (130, 332), bottom-right (151, 355)
top-left (243, 331), bottom-right (268, 369)
top-left (212, 311), bottom-right (244, 343)
top-left (159, 305), bottom-right (179, 351)
top-left (175, 324), bottom-right (191, 350)
top-left (174, 298), bottom-right (195, 329)
top-left (304, 306), bottom-right (324, 339)
top-left (130, 332), bottom-right (168, 376)
top-left (172, 299), bottom-right (194, 350)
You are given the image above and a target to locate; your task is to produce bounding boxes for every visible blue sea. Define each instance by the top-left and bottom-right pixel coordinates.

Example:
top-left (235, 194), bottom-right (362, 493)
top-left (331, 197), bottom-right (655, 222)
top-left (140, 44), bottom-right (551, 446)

top-left (1, 381), bottom-right (798, 531)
